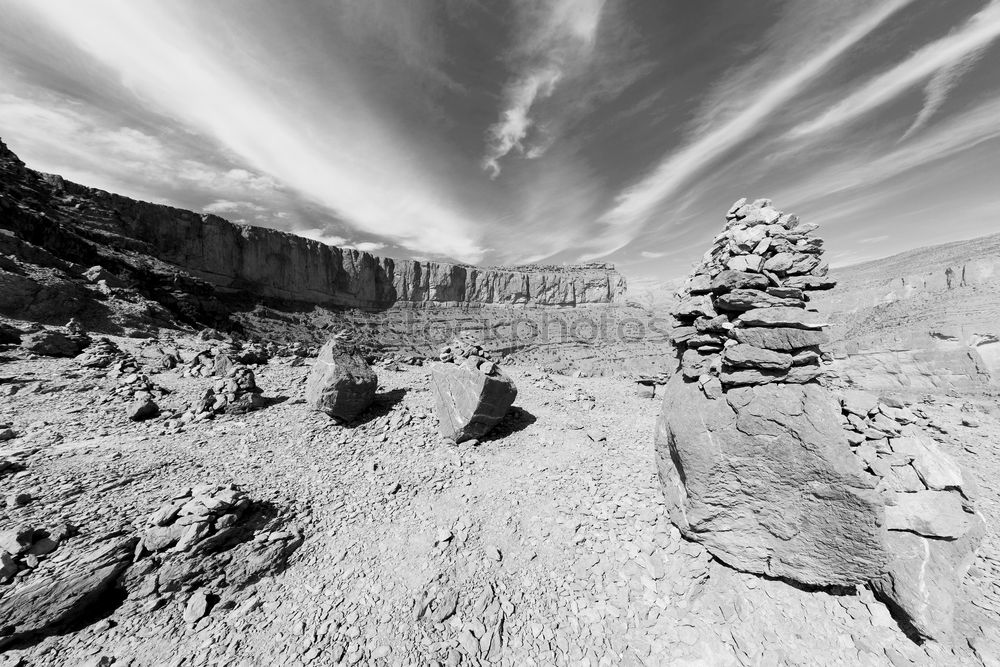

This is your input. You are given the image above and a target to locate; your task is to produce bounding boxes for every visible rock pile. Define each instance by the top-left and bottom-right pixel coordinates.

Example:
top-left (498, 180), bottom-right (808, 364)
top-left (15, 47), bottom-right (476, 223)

top-left (180, 365), bottom-right (266, 421)
top-left (671, 197), bottom-right (835, 392)
top-left (137, 484), bottom-right (253, 556)
top-left (656, 198), bottom-right (985, 641)
top-left (0, 523), bottom-right (75, 584)
top-left (181, 342), bottom-right (268, 379)
top-left (305, 333), bottom-right (377, 422)
top-left (837, 389), bottom-right (985, 639)
top-left (76, 337), bottom-right (136, 370)
top-left (124, 484), bottom-right (303, 611)
top-left (100, 371), bottom-right (167, 421)
top-left (431, 335), bottom-right (517, 443)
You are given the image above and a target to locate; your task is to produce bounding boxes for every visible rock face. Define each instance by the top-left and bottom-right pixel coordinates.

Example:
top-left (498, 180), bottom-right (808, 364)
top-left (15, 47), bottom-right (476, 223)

top-left (656, 198), bottom-right (984, 640)
top-left (431, 336), bottom-right (517, 442)
top-left (0, 138), bottom-right (624, 310)
top-left (305, 336), bottom-right (377, 421)
top-left (836, 389), bottom-right (985, 639)
top-left (656, 375), bottom-right (886, 585)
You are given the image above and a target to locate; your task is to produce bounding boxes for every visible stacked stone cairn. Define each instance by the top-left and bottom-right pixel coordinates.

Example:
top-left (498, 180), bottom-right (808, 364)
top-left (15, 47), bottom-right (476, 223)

top-left (431, 333), bottom-right (517, 443)
top-left (671, 197), bottom-right (835, 395)
top-left (657, 197), bottom-right (984, 642)
top-left (836, 389), bottom-right (984, 639)
top-left (188, 366), bottom-right (265, 418)
top-left (305, 330), bottom-right (377, 422)
top-left (76, 337), bottom-right (137, 371)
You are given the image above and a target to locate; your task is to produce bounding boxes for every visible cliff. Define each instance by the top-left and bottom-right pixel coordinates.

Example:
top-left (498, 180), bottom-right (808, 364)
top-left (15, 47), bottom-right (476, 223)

top-left (0, 137), bottom-right (625, 310)
top-left (809, 234), bottom-right (1000, 390)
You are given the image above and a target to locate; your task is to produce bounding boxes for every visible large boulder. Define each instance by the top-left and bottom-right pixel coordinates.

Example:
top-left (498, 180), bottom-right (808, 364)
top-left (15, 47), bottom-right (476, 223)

top-left (305, 340), bottom-right (377, 421)
top-left (655, 375), bottom-right (887, 585)
top-left (20, 328), bottom-right (90, 357)
top-left (431, 361), bottom-right (517, 443)
top-left (431, 337), bottom-right (517, 443)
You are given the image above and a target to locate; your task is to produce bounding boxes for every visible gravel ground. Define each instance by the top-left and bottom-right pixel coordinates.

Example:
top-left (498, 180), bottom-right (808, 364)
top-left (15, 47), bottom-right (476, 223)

top-left (1, 335), bottom-right (998, 666)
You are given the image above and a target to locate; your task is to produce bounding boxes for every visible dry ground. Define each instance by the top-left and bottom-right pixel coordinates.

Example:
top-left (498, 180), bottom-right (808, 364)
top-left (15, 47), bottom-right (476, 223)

top-left (1, 335), bottom-right (998, 666)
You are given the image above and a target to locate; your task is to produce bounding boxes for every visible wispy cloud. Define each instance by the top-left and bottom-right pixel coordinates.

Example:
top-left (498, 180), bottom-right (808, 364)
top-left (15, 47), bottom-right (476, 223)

top-left (784, 94), bottom-right (1000, 206)
top-left (792, 0), bottom-right (1000, 139)
top-left (582, 0), bottom-right (913, 260)
top-left (16, 0), bottom-right (485, 262)
top-left (482, 0), bottom-right (606, 178)
top-left (640, 250), bottom-right (667, 259)
top-left (900, 44), bottom-right (990, 141)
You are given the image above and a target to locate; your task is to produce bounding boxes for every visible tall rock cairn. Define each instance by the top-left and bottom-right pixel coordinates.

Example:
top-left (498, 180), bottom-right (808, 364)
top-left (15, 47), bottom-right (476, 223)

top-left (671, 197), bottom-right (836, 394)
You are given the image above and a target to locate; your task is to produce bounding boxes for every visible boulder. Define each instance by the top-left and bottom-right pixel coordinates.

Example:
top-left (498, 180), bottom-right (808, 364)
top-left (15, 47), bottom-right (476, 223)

top-left (889, 428), bottom-right (964, 491)
top-left (0, 322), bottom-right (21, 345)
top-left (431, 362), bottom-right (517, 443)
top-left (305, 340), bottom-right (377, 421)
top-left (128, 397), bottom-right (160, 421)
top-left (655, 376), bottom-right (887, 586)
top-left (872, 513), bottom-right (986, 640)
top-left (20, 329), bottom-right (91, 357)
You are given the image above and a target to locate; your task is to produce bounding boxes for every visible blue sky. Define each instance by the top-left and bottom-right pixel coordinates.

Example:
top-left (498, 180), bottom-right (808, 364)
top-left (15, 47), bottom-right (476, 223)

top-left (1, 0), bottom-right (999, 281)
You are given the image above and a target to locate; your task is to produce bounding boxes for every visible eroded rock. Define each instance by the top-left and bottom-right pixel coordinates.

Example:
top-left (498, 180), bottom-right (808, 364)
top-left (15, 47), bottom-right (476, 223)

top-left (305, 335), bottom-right (377, 422)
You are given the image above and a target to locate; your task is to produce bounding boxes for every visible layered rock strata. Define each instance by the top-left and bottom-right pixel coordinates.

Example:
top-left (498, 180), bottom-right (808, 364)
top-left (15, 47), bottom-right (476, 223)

top-left (431, 335), bottom-right (517, 443)
top-left (0, 138), bottom-right (625, 310)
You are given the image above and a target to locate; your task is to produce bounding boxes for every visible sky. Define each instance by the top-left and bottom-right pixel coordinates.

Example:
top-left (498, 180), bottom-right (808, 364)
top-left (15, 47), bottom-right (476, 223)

top-left (1, 0), bottom-right (999, 283)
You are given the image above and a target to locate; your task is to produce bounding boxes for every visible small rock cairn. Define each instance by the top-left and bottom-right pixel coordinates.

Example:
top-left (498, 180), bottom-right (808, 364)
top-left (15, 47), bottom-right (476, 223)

top-left (76, 337), bottom-right (137, 371)
top-left (439, 333), bottom-right (499, 376)
top-left (671, 197), bottom-right (836, 395)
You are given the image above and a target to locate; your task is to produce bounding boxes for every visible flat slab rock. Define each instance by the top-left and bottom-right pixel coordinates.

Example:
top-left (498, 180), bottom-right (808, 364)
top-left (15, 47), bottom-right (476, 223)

top-left (873, 512), bottom-right (986, 640)
top-left (655, 375), bottom-right (887, 586)
top-left (431, 362), bottom-right (517, 443)
top-left (0, 536), bottom-right (137, 647)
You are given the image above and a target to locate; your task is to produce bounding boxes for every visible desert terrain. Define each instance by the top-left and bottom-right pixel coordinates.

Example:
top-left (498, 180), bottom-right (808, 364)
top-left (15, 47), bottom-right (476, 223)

top-left (2, 140), bottom-right (1000, 667)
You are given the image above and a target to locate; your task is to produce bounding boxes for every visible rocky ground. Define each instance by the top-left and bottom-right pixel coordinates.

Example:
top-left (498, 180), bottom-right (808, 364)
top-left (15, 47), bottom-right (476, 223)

top-left (1, 334), bottom-right (998, 666)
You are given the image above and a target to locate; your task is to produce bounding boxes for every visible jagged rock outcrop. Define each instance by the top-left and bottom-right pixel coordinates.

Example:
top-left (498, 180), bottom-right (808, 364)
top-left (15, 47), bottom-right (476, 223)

top-left (431, 336), bottom-right (517, 442)
top-left (836, 389), bottom-right (986, 639)
top-left (0, 138), bottom-right (625, 311)
top-left (305, 334), bottom-right (378, 422)
top-left (656, 198), bottom-right (984, 640)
